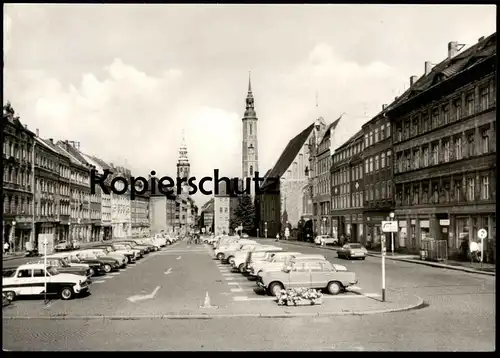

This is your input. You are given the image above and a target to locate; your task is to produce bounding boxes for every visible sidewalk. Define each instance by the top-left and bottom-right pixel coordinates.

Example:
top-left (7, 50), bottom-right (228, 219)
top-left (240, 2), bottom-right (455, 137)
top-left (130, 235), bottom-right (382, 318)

top-left (2, 252), bottom-right (27, 261)
top-left (278, 239), bottom-right (496, 276)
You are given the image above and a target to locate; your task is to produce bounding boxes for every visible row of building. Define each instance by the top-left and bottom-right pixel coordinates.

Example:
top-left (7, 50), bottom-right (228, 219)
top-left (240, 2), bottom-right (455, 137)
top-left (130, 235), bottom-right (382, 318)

top-left (2, 105), bottom-right (198, 252)
top-left (256, 33), bottom-right (496, 260)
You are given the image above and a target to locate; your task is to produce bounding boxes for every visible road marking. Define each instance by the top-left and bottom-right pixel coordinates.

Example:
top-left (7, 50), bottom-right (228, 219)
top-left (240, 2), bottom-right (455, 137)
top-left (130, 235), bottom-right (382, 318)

top-left (176, 256), bottom-right (181, 260)
top-left (101, 275), bottom-right (115, 279)
top-left (230, 288), bottom-right (244, 293)
top-left (224, 277), bottom-right (247, 281)
top-left (110, 272), bottom-right (121, 276)
top-left (127, 286), bottom-right (161, 303)
top-left (227, 282), bottom-right (239, 285)
top-left (92, 280), bottom-right (106, 284)
top-left (164, 268), bottom-right (172, 275)
top-left (221, 273), bottom-right (233, 276)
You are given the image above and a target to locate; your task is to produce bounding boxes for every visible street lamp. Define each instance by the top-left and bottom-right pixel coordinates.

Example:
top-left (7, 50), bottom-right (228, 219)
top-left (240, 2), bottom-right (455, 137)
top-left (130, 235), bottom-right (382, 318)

top-left (264, 221), bottom-right (268, 239)
top-left (322, 217), bottom-right (326, 236)
top-left (389, 212), bottom-right (395, 256)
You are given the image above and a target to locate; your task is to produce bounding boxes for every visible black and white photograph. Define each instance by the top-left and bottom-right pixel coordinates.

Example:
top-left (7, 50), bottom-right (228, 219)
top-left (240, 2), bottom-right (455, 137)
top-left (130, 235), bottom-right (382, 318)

top-left (1, 3), bottom-right (496, 351)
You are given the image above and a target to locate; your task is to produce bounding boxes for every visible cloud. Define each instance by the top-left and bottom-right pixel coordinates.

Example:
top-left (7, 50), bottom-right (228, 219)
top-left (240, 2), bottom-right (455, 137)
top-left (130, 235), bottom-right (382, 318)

top-left (3, 14), bottom-right (12, 53)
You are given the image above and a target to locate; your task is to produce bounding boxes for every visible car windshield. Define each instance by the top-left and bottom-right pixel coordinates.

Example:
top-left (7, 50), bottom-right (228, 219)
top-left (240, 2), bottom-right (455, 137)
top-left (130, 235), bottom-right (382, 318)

top-left (82, 253), bottom-right (98, 260)
top-left (60, 257), bottom-right (71, 266)
top-left (47, 266), bottom-right (59, 275)
top-left (93, 251), bottom-right (106, 257)
top-left (349, 244), bottom-right (363, 249)
top-left (70, 255), bottom-right (81, 263)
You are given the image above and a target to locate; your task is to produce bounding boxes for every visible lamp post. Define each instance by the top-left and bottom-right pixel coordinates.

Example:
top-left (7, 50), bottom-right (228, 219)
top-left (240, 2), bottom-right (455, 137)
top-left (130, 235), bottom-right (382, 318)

top-left (264, 222), bottom-right (268, 239)
top-left (11, 221), bottom-right (16, 253)
top-left (322, 217), bottom-right (326, 236)
top-left (389, 212), bottom-right (395, 256)
top-left (68, 222), bottom-right (71, 242)
top-left (42, 235), bottom-right (48, 305)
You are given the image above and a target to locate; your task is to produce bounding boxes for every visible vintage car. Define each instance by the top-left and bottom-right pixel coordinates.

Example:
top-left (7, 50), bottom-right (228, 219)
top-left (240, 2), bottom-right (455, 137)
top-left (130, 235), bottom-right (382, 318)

top-left (248, 252), bottom-right (304, 277)
top-left (231, 246), bottom-right (283, 273)
top-left (253, 254), bottom-right (333, 277)
top-left (3, 264), bottom-right (91, 301)
top-left (129, 239), bottom-right (156, 252)
top-left (314, 235), bottom-right (339, 246)
top-left (110, 243), bottom-right (143, 259)
top-left (337, 243), bottom-right (368, 260)
top-left (256, 259), bottom-right (358, 297)
top-left (71, 250), bottom-right (120, 274)
top-left (79, 249), bottom-right (127, 268)
top-left (114, 240), bottom-right (152, 254)
top-left (151, 234), bottom-right (167, 247)
top-left (50, 252), bottom-right (103, 276)
top-left (140, 238), bottom-right (161, 251)
top-left (25, 257), bottom-right (91, 277)
top-left (216, 242), bottom-right (259, 264)
top-left (93, 244), bottom-right (137, 264)
top-left (54, 240), bottom-right (81, 252)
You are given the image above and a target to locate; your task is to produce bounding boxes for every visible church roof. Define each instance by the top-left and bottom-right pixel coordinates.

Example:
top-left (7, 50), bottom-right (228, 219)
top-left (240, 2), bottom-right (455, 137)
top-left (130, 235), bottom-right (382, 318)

top-left (261, 122), bottom-right (315, 191)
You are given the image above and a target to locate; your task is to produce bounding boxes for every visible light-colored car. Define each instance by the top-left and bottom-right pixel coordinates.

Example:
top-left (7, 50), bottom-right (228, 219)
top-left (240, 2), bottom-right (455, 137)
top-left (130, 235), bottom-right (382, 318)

top-left (337, 243), bottom-right (368, 260)
top-left (151, 234), bottom-right (167, 247)
top-left (314, 235), bottom-right (339, 245)
top-left (257, 259), bottom-right (358, 297)
top-left (217, 243), bottom-right (260, 264)
top-left (232, 246), bottom-right (283, 273)
top-left (111, 243), bottom-right (142, 260)
top-left (80, 249), bottom-right (127, 268)
top-left (254, 254), bottom-right (330, 277)
top-left (214, 240), bottom-right (257, 259)
top-left (93, 244), bottom-right (136, 264)
top-left (248, 252), bottom-right (304, 277)
top-left (54, 240), bottom-right (81, 251)
top-left (51, 252), bottom-right (104, 276)
top-left (241, 233), bottom-right (249, 238)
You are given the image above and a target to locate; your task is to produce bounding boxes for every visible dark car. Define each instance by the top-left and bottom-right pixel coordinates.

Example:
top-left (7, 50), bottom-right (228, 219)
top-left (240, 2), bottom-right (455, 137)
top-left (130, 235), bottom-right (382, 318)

top-left (93, 244), bottom-right (136, 264)
top-left (50, 252), bottom-right (103, 276)
top-left (26, 257), bottom-right (92, 277)
top-left (71, 250), bottom-right (120, 274)
top-left (122, 239), bottom-right (155, 253)
top-left (113, 240), bottom-right (150, 254)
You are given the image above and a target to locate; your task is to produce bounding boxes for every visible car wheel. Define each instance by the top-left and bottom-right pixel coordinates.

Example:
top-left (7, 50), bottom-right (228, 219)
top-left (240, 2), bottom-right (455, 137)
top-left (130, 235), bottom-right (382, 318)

top-left (166, 241), bottom-right (172, 246)
top-left (89, 268), bottom-right (95, 276)
top-left (347, 254), bottom-right (351, 260)
top-left (269, 282), bottom-right (284, 297)
top-left (60, 287), bottom-right (74, 300)
top-left (103, 264), bottom-right (112, 273)
top-left (227, 256), bottom-right (235, 265)
top-left (5, 291), bottom-right (16, 301)
top-left (239, 263), bottom-right (246, 273)
top-left (327, 281), bottom-right (342, 295)
top-left (216, 253), bottom-right (225, 260)
top-left (361, 257), bottom-right (366, 260)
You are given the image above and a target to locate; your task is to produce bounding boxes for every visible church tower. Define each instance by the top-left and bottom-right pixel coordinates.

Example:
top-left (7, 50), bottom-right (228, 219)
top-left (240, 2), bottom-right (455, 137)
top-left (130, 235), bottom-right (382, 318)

top-left (242, 72), bottom-right (259, 198)
top-left (177, 130), bottom-right (190, 195)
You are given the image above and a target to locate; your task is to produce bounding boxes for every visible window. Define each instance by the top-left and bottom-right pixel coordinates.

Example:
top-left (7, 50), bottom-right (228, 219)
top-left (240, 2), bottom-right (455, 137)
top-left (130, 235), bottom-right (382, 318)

top-left (220, 207), bottom-right (223, 213)
top-left (387, 181), bottom-right (392, 198)
top-left (225, 207), bottom-right (228, 213)
top-left (17, 269), bottom-right (31, 278)
top-left (443, 140), bottom-right (450, 162)
top-left (364, 159), bottom-right (369, 174)
top-left (369, 157), bottom-right (373, 172)
top-left (480, 87), bottom-right (489, 111)
top-left (481, 130), bottom-right (489, 154)
top-left (467, 133), bottom-right (475, 157)
top-left (422, 114), bottom-right (429, 132)
top-left (381, 152), bottom-right (386, 168)
top-left (413, 186), bottom-right (419, 204)
top-left (387, 150), bottom-right (392, 168)
top-left (455, 136), bottom-right (463, 160)
top-left (369, 131), bottom-right (373, 146)
top-left (364, 134), bottom-right (368, 147)
top-left (249, 165), bottom-right (253, 176)
top-left (467, 178), bottom-right (475, 201)
top-left (396, 126), bottom-right (402, 142)
top-left (422, 147), bottom-right (429, 166)
top-left (33, 269), bottom-right (46, 277)
top-left (375, 183), bottom-right (379, 200)
top-left (481, 176), bottom-right (490, 200)
top-left (381, 182), bottom-right (386, 198)
top-left (466, 93), bottom-right (475, 116)
top-left (386, 122), bottom-right (391, 138)
top-left (365, 189), bottom-right (368, 201)
top-left (442, 104), bottom-right (450, 124)
top-left (432, 108), bottom-right (439, 129)
top-left (380, 124), bottom-right (385, 140)
top-left (405, 152), bottom-right (411, 171)
top-left (249, 123), bottom-right (252, 135)
top-left (374, 155), bottom-right (379, 171)
top-left (454, 99), bottom-right (462, 121)
top-left (374, 128), bottom-right (379, 143)
top-left (431, 143), bottom-right (439, 165)
top-left (413, 149), bottom-right (420, 169)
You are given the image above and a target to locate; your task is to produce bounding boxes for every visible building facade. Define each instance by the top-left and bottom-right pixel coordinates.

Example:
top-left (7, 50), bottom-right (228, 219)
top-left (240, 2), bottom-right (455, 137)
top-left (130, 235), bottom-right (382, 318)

top-left (51, 140), bottom-right (72, 242)
top-left (331, 129), bottom-right (364, 242)
top-left (2, 103), bottom-right (36, 251)
top-left (149, 178), bottom-right (177, 236)
top-left (386, 34), bottom-right (496, 259)
top-left (109, 165), bottom-right (132, 238)
top-left (131, 194), bottom-right (150, 237)
top-left (242, 74), bottom-right (259, 199)
top-left (213, 180), bottom-right (239, 235)
top-left (200, 198), bottom-right (215, 233)
top-left (361, 108), bottom-right (394, 248)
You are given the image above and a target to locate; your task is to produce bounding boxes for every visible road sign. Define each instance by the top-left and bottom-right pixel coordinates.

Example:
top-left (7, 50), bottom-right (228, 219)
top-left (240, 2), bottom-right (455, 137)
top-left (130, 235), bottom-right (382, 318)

top-left (381, 221), bottom-right (398, 233)
top-left (478, 228), bottom-right (488, 240)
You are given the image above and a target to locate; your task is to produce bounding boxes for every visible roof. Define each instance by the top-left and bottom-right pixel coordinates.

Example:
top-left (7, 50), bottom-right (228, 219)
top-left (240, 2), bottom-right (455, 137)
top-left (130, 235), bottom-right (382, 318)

top-left (36, 137), bottom-right (60, 156)
top-left (89, 155), bottom-right (112, 170)
top-left (318, 116), bottom-right (342, 146)
top-left (335, 128), bottom-right (364, 152)
top-left (261, 122), bottom-right (315, 190)
top-left (387, 32), bottom-right (496, 114)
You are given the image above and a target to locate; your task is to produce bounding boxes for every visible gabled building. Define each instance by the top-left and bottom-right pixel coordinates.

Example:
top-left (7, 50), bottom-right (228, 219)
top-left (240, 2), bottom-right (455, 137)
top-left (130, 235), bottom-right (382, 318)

top-left (148, 177), bottom-right (177, 235)
top-left (386, 33), bottom-right (496, 259)
top-left (200, 198), bottom-right (215, 233)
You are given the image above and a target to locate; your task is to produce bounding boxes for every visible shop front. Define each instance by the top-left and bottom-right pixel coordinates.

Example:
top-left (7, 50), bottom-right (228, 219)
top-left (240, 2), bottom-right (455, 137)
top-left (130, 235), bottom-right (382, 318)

top-left (364, 213), bottom-right (388, 249)
top-left (351, 213), bottom-right (364, 243)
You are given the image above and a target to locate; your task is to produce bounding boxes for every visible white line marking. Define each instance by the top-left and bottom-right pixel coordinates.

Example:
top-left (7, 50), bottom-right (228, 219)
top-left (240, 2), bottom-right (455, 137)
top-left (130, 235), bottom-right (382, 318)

top-left (101, 275), bottom-right (115, 279)
top-left (224, 277), bottom-right (235, 280)
top-left (164, 268), bottom-right (173, 275)
top-left (221, 273), bottom-right (233, 276)
top-left (92, 280), bottom-right (106, 284)
top-left (127, 286), bottom-right (161, 303)
top-left (227, 282), bottom-right (239, 285)
top-left (233, 296), bottom-right (250, 301)
top-left (176, 256), bottom-right (181, 260)
top-left (230, 288), bottom-right (244, 293)
top-left (110, 272), bottom-right (120, 276)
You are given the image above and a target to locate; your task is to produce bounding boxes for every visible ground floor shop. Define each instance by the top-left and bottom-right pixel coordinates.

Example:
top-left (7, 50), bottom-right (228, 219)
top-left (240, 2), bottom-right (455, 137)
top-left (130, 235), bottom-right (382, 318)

top-left (3, 219), bottom-right (32, 252)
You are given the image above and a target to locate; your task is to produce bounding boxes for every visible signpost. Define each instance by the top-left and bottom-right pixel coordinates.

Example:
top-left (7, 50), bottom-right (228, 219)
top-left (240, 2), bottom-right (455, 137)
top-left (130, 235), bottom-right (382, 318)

top-left (43, 236), bottom-right (48, 305)
top-left (381, 235), bottom-right (386, 302)
top-left (381, 219), bottom-right (397, 256)
top-left (478, 228), bottom-right (487, 267)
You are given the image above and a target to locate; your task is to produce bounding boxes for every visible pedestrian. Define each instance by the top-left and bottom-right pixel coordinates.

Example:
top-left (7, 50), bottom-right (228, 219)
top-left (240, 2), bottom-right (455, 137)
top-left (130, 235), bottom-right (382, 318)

top-left (320, 236), bottom-right (326, 247)
top-left (4, 241), bottom-right (10, 254)
top-left (276, 233), bottom-right (280, 242)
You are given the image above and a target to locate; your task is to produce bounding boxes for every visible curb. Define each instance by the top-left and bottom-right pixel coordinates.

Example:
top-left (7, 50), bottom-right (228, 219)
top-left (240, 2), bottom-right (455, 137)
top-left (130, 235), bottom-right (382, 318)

top-left (281, 240), bottom-right (495, 277)
top-left (3, 296), bottom-right (425, 320)
top-left (2, 255), bottom-right (27, 261)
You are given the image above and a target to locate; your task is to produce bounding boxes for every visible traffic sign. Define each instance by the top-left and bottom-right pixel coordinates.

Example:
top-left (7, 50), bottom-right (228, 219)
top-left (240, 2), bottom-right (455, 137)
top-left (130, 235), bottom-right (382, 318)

top-left (381, 221), bottom-right (398, 233)
top-left (478, 228), bottom-right (488, 240)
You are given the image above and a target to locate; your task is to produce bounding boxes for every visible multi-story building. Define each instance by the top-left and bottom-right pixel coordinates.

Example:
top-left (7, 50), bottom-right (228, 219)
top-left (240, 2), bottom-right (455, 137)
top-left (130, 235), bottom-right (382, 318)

top-left (386, 34), bottom-right (496, 259)
top-left (131, 192), bottom-right (150, 237)
top-left (310, 117), bottom-right (341, 236)
top-left (149, 177), bottom-right (177, 235)
top-left (82, 154), bottom-right (113, 240)
top-left (33, 132), bottom-right (62, 242)
top-left (200, 198), bottom-right (214, 233)
top-left (213, 180), bottom-right (239, 235)
top-left (330, 129), bottom-right (364, 242)
top-left (56, 141), bottom-right (93, 242)
top-left (2, 103), bottom-right (36, 251)
top-left (109, 164), bottom-right (132, 238)
top-left (360, 106), bottom-right (394, 248)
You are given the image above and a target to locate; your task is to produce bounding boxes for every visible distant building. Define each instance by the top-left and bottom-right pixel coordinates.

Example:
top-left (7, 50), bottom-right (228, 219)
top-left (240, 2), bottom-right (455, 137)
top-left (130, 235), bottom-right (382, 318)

top-left (200, 198), bottom-right (215, 232)
top-left (214, 180), bottom-right (239, 235)
top-left (149, 178), bottom-right (177, 235)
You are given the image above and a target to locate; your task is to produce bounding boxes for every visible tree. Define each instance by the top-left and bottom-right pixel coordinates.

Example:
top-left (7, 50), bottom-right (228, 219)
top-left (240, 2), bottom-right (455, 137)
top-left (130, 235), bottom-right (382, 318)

top-left (230, 194), bottom-right (256, 234)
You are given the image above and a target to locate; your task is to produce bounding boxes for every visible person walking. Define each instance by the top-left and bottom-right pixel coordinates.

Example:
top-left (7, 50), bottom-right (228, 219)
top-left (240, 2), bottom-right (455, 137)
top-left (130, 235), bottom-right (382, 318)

top-left (4, 241), bottom-right (10, 255)
top-left (276, 233), bottom-right (280, 242)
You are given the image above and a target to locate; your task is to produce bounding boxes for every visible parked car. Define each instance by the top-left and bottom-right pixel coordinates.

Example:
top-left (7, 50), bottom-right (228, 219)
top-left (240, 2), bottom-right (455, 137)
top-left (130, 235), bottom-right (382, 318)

top-left (255, 254), bottom-right (330, 277)
top-left (140, 238), bottom-right (161, 251)
top-left (54, 240), bottom-right (81, 252)
top-left (114, 240), bottom-right (153, 254)
top-left (241, 233), bottom-right (249, 238)
top-left (216, 243), bottom-right (260, 264)
top-left (50, 252), bottom-right (103, 276)
top-left (3, 264), bottom-right (91, 301)
top-left (232, 246), bottom-right (283, 273)
top-left (243, 249), bottom-right (284, 273)
top-left (132, 239), bottom-right (157, 252)
top-left (151, 234), bottom-right (167, 247)
top-left (314, 235), bottom-right (339, 245)
top-left (247, 252), bottom-right (303, 277)
top-left (337, 243), bottom-right (368, 260)
top-left (26, 257), bottom-right (91, 277)
top-left (93, 244), bottom-right (137, 264)
top-left (110, 243), bottom-right (143, 259)
top-left (257, 259), bottom-right (358, 297)
top-left (79, 249), bottom-right (127, 268)
top-left (72, 250), bottom-right (120, 274)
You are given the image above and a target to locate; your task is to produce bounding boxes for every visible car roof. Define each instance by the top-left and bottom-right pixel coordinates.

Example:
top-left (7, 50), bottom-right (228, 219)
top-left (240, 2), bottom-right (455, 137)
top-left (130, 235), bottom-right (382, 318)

top-left (293, 255), bottom-right (327, 260)
top-left (18, 263), bottom-right (53, 270)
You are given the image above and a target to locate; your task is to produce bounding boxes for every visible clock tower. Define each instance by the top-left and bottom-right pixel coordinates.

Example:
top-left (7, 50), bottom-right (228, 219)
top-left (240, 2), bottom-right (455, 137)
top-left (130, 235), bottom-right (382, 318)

top-left (242, 72), bottom-right (259, 199)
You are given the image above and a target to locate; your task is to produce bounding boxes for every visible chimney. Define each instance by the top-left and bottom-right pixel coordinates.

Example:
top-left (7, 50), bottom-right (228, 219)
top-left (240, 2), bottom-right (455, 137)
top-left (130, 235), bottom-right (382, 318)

top-left (478, 36), bottom-right (485, 42)
top-left (49, 138), bottom-right (53, 144)
top-left (448, 41), bottom-right (458, 59)
top-left (410, 76), bottom-right (418, 86)
top-left (36, 128), bottom-right (39, 137)
top-left (394, 96), bottom-right (398, 101)
top-left (425, 61), bottom-right (433, 75)
top-left (382, 104), bottom-right (387, 110)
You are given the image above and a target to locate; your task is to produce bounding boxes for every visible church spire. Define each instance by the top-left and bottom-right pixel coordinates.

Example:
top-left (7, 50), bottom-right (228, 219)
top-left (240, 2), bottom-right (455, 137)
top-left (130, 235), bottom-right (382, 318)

top-left (178, 129), bottom-right (189, 164)
top-left (244, 72), bottom-right (256, 118)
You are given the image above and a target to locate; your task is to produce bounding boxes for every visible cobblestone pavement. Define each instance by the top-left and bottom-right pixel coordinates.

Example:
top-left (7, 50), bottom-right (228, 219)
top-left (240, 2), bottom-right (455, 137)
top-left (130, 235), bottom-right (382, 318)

top-left (2, 239), bottom-right (495, 350)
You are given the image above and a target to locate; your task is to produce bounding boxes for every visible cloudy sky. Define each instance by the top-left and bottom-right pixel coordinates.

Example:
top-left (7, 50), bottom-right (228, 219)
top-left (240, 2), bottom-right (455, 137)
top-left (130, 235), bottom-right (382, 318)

top-left (3, 4), bottom-right (496, 206)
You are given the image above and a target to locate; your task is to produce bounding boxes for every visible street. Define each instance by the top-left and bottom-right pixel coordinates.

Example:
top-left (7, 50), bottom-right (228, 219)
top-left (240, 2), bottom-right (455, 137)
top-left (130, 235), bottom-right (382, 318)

top-left (2, 239), bottom-right (495, 351)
